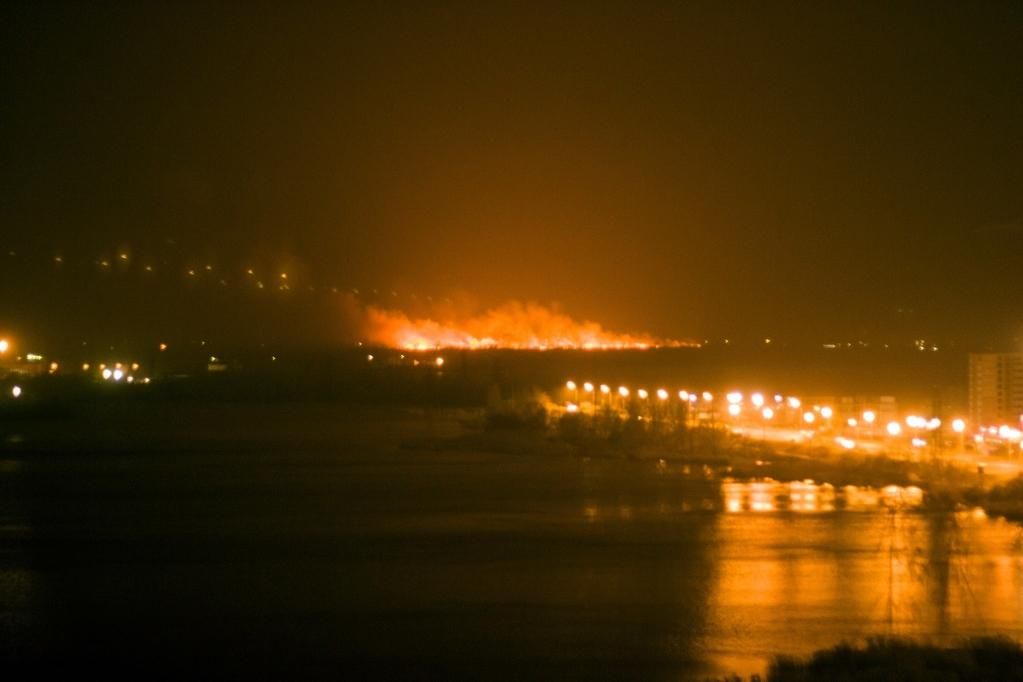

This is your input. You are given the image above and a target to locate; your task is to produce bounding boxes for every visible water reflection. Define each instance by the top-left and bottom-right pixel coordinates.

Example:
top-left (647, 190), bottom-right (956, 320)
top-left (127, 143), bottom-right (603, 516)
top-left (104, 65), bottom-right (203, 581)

top-left (705, 506), bottom-right (1023, 676)
top-left (722, 478), bottom-right (923, 513)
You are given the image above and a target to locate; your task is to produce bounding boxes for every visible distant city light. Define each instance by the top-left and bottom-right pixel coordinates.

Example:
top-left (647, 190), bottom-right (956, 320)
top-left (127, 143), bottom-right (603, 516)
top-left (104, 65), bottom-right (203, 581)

top-left (637, 389), bottom-right (649, 399)
top-left (618, 386), bottom-right (630, 398)
top-left (583, 382), bottom-right (594, 393)
top-left (566, 403), bottom-right (579, 413)
top-left (887, 421), bottom-right (902, 436)
top-left (847, 418), bottom-right (858, 427)
top-left (726, 391), bottom-right (742, 404)
top-left (435, 357), bottom-right (444, 367)
top-left (751, 393), bottom-right (765, 407)
top-left (566, 380), bottom-right (577, 391)
top-left (952, 418), bottom-right (966, 433)
top-left (836, 437), bottom-right (855, 450)
top-left (702, 391), bottom-right (713, 402)
top-left (862, 410), bottom-right (876, 424)
top-left (113, 369), bottom-right (124, 381)
top-left (727, 404), bottom-right (741, 416)
top-left (787, 397), bottom-right (801, 409)
top-left (600, 384), bottom-right (610, 394)
top-left (0, 339), bottom-right (8, 354)
top-left (803, 411), bottom-right (816, 424)
top-left (656, 388), bottom-right (669, 400)
top-left (762, 407), bottom-right (774, 420)
top-left (11, 385), bottom-right (22, 398)
top-left (820, 406), bottom-right (833, 419)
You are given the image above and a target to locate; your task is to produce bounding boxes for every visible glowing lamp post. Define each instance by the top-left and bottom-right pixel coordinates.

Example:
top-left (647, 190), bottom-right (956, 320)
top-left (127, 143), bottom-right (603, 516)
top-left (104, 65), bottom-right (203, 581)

top-left (566, 380), bottom-right (579, 404)
top-left (760, 406), bottom-right (773, 441)
top-left (862, 410), bottom-right (876, 438)
top-left (952, 418), bottom-right (966, 452)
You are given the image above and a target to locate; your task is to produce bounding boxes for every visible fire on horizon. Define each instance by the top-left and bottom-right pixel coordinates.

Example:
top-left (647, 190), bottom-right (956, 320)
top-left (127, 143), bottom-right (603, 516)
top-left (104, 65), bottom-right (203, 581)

top-left (354, 299), bottom-right (699, 350)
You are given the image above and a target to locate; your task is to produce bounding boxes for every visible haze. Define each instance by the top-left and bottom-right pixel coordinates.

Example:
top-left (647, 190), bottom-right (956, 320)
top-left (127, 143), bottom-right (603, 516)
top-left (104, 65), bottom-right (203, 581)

top-left (2, 2), bottom-right (1021, 343)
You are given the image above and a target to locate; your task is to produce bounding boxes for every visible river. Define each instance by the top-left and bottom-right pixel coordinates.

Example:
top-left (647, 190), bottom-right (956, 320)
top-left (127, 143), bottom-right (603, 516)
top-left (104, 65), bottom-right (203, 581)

top-left (1, 405), bottom-right (1021, 679)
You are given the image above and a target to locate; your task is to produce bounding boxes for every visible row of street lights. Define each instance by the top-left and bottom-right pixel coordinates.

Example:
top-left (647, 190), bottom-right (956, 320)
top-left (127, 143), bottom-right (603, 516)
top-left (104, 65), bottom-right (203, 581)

top-left (561, 379), bottom-right (1009, 453)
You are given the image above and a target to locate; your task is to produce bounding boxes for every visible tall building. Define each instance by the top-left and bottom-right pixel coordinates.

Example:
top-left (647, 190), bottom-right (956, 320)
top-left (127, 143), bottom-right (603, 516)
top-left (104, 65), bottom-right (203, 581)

top-left (969, 353), bottom-right (1023, 426)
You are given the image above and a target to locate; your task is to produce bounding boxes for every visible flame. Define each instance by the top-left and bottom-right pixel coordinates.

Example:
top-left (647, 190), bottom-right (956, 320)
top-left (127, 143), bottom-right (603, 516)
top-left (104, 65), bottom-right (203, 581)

top-left (349, 299), bottom-right (693, 350)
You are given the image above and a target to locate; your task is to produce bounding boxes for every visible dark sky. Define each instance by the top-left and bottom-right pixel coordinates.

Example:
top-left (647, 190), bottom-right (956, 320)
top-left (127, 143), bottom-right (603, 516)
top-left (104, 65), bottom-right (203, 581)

top-left (2, 1), bottom-right (1022, 343)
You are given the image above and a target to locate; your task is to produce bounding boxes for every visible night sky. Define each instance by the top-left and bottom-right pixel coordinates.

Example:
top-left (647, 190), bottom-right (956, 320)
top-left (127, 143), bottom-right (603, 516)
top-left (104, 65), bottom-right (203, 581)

top-left (2, 2), bottom-right (1021, 344)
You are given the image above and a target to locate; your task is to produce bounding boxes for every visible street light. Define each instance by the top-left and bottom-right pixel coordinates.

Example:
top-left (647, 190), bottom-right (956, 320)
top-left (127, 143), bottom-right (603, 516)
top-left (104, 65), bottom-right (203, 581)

top-left (952, 418), bottom-right (966, 434)
top-left (862, 410), bottom-right (876, 424)
top-left (0, 339), bottom-right (8, 354)
top-left (886, 422), bottom-right (902, 436)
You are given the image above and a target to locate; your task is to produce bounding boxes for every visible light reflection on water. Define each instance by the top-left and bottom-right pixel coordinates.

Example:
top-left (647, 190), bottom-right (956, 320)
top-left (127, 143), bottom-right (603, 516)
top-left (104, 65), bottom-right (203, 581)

top-left (703, 506), bottom-right (1023, 676)
top-left (3, 438), bottom-right (1023, 679)
top-left (722, 478), bottom-right (924, 513)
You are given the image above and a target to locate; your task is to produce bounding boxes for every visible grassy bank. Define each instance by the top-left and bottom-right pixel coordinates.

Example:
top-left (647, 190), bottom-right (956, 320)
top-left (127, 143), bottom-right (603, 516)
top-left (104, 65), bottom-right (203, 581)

top-left (706, 637), bottom-right (1023, 681)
